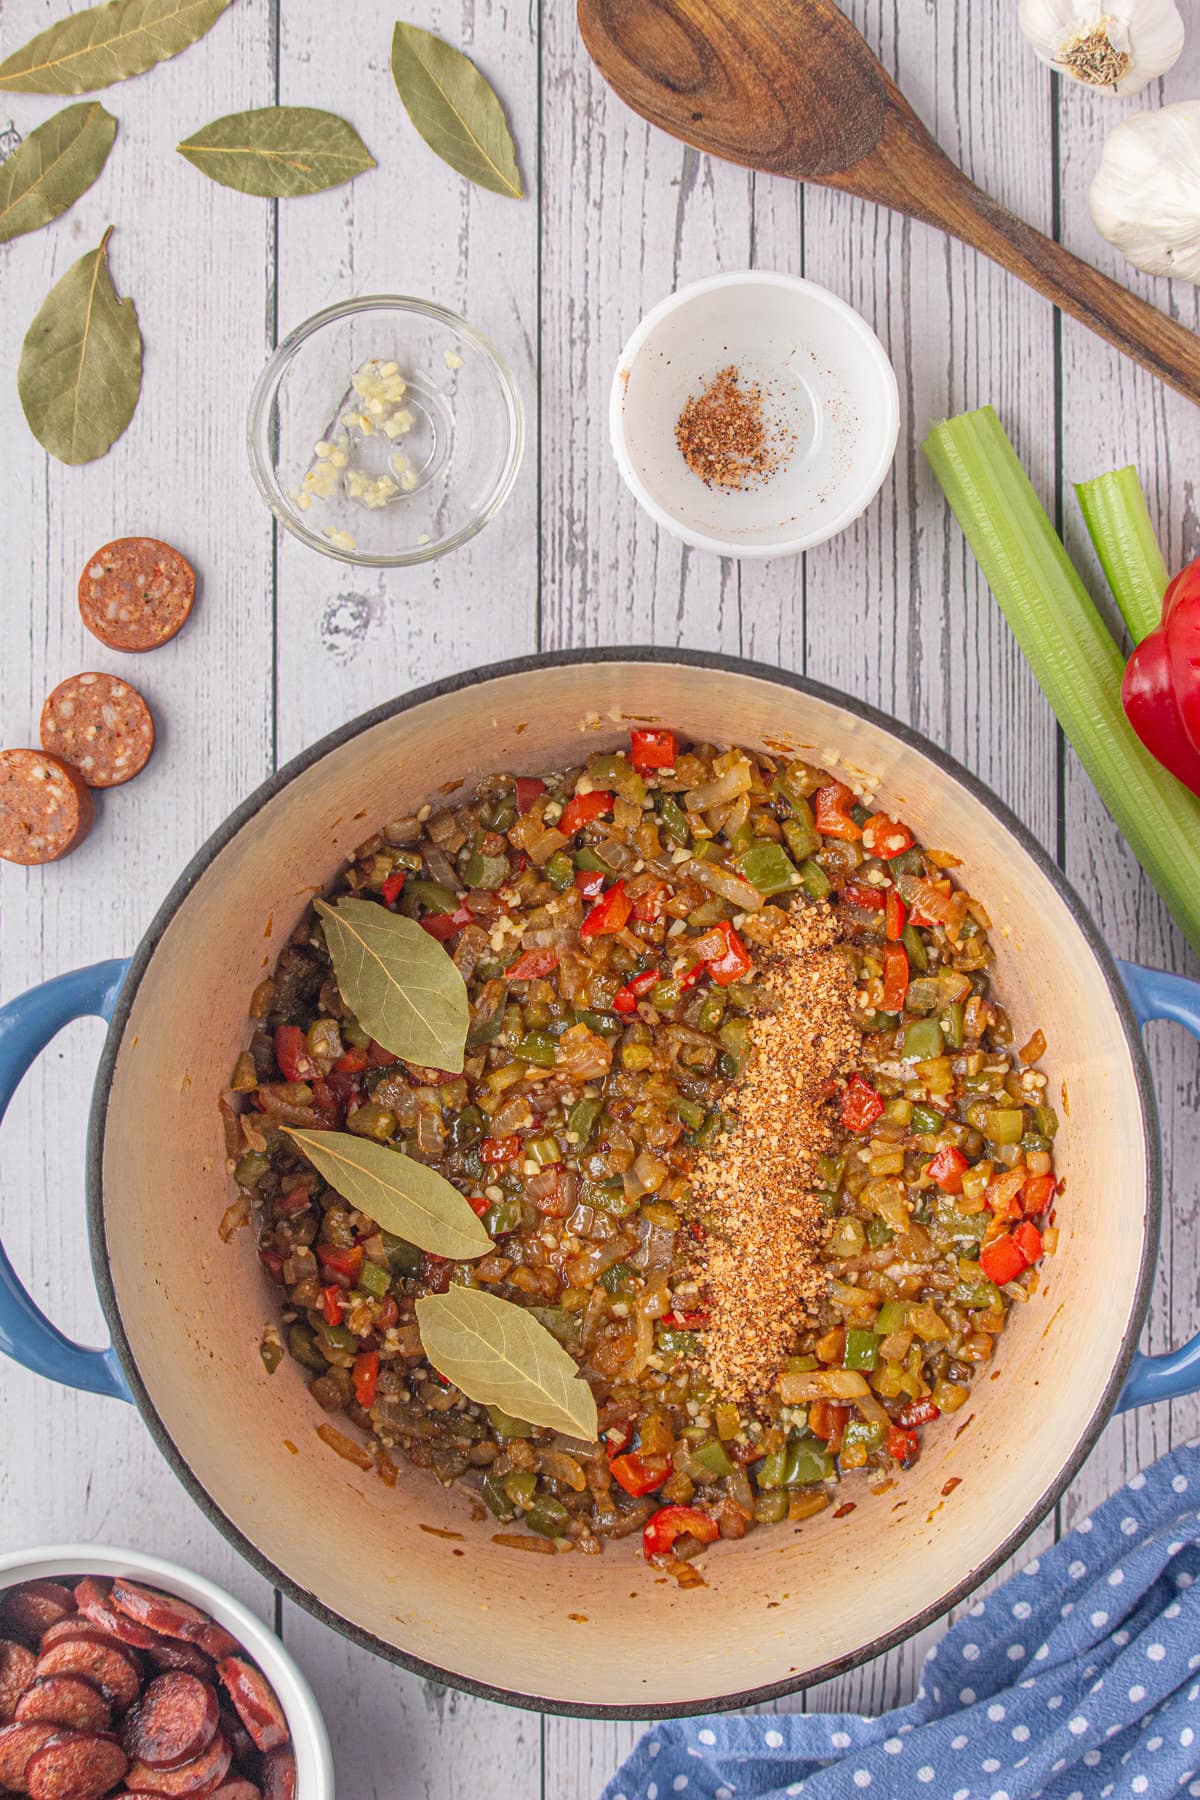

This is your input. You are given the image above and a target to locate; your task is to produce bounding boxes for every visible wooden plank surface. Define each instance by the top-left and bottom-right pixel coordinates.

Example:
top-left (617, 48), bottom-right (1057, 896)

top-left (1, 0), bottom-right (1198, 1793)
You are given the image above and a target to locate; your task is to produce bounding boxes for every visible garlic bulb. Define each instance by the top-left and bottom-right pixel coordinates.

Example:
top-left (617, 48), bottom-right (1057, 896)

top-left (1090, 102), bottom-right (1200, 282)
top-left (1017, 1), bottom-right (1184, 96)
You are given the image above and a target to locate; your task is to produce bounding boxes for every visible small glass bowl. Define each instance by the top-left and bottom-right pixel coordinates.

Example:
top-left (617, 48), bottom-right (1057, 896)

top-left (247, 296), bottom-right (524, 567)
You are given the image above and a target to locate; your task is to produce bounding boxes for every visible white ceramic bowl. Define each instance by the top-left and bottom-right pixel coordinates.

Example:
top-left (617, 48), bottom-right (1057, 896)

top-left (610, 271), bottom-right (900, 558)
top-left (0, 1545), bottom-right (334, 1796)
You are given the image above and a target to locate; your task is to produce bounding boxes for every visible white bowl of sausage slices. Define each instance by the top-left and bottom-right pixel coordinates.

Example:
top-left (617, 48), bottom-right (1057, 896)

top-left (0, 1547), bottom-right (333, 1799)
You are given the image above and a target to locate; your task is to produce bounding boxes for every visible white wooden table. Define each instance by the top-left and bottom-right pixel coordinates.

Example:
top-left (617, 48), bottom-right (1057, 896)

top-left (2, 2), bottom-right (1199, 1793)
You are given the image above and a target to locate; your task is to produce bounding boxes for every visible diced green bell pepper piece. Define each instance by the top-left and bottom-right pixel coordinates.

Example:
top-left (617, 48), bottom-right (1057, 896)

top-left (234, 1151), bottom-right (270, 1189)
top-left (865, 1218), bottom-right (895, 1250)
top-left (901, 922), bottom-right (929, 971)
top-left (383, 1230), bottom-right (422, 1274)
top-left (783, 1433), bottom-right (835, 1485)
top-left (801, 859), bottom-right (831, 900)
top-left (481, 1472), bottom-right (516, 1520)
top-left (954, 1276), bottom-right (1002, 1309)
top-left (691, 1439), bottom-right (735, 1480)
top-left (875, 1302), bottom-right (909, 1333)
top-left (482, 1197), bottom-right (522, 1237)
top-left (567, 1096), bottom-right (603, 1147)
top-left (402, 879), bottom-right (459, 915)
top-left (657, 1327), bottom-right (698, 1355)
top-left (718, 1018), bottom-right (750, 1075)
top-left (525, 1495), bottom-right (570, 1538)
top-left (358, 1260), bottom-right (391, 1300)
top-left (693, 1109), bottom-right (725, 1149)
top-left (600, 1261), bottom-right (637, 1295)
top-left (902, 1019), bottom-right (945, 1062)
top-left (573, 847), bottom-right (608, 872)
top-left (695, 990), bottom-right (726, 1033)
top-left (1034, 1103), bottom-right (1059, 1139)
top-left (545, 851), bottom-right (574, 890)
top-left (676, 1097), bottom-right (707, 1132)
top-left (841, 1418), bottom-right (885, 1455)
top-left (487, 1405), bottom-right (533, 1438)
top-left (525, 1134), bottom-right (561, 1166)
top-left (732, 842), bottom-right (802, 897)
top-left (515, 1030), bottom-right (557, 1068)
top-left (985, 1108), bottom-right (1025, 1145)
top-left (910, 1102), bottom-right (945, 1135)
top-left (844, 1328), bottom-right (881, 1371)
top-left (503, 1470), bottom-right (538, 1508)
top-left (658, 796), bottom-right (690, 845)
top-left (942, 1000), bottom-right (965, 1050)
top-left (288, 1324), bottom-right (327, 1372)
top-left (462, 840), bottom-right (509, 889)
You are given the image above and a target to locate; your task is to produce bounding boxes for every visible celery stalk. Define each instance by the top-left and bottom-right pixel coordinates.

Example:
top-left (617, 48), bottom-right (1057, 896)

top-left (1075, 466), bottom-right (1169, 645)
top-left (922, 405), bottom-right (1200, 958)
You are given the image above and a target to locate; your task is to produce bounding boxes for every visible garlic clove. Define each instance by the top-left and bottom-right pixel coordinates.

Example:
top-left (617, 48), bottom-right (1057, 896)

top-left (1017, 0), bottom-right (1185, 97)
top-left (1089, 100), bottom-right (1200, 283)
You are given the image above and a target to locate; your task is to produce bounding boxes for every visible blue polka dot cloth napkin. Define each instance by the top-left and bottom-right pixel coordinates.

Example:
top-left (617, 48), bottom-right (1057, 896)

top-left (601, 1440), bottom-right (1200, 1800)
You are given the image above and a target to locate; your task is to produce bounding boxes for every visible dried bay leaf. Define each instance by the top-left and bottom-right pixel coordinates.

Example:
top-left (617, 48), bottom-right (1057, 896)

top-left (0, 0), bottom-right (234, 95)
top-left (416, 1288), bottom-right (599, 1440)
top-left (18, 226), bottom-right (142, 465)
top-left (0, 102), bottom-right (116, 242)
top-left (177, 106), bottom-right (375, 198)
top-left (390, 21), bottom-right (522, 199)
top-left (316, 896), bottom-right (468, 1073)
top-left (284, 1128), bottom-right (492, 1262)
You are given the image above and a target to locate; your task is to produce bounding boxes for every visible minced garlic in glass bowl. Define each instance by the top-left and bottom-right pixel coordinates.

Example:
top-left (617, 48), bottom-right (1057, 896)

top-left (247, 296), bottom-right (524, 567)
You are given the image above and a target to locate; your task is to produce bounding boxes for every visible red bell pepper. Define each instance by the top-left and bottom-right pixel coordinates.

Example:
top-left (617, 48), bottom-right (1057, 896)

top-left (840, 1073), bottom-right (884, 1133)
top-left (660, 1308), bottom-right (710, 1328)
top-left (842, 881), bottom-right (885, 912)
top-left (466, 1195), bottom-right (490, 1217)
top-left (574, 869), bottom-right (607, 902)
top-left (629, 728), bottom-right (677, 772)
top-left (603, 1418), bottom-right (636, 1457)
top-left (886, 1425), bottom-right (919, 1466)
top-left (927, 1145), bottom-right (968, 1194)
top-left (353, 1349), bottom-right (379, 1410)
top-left (274, 1025), bottom-right (316, 1084)
top-left (560, 790), bottom-right (614, 835)
top-left (514, 776), bottom-right (546, 813)
top-left (980, 1233), bottom-right (1026, 1287)
top-left (613, 968), bottom-right (660, 1014)
top-left (318, 1244), bottom-right (364, 1285)
top-left (421, 906), bottom-right (473, 941)
top-left (1012, 1220), bottom-right (1044, 1266)
top-left (581, 880), bottom-right (632, 938)
top-left (505, 948), bottom-right (559, 980)
top-left (1122, 555), bottom-right (1200, 798)
top-left (642, 1505), bottom-right (720, 1560)
top-left (277, 1184), bottom-right (311, 1215)
top-left (814, 781), bottom-right (862, 841)
top-left (334, 1045), bottom-right (369, 1075)
top-left (885, 888), bottom-right (907, 941)
top-left (1022, 1173), bottom-right (1057, 1216)
top-left (380, 869), bottom-right (407, 907)
top-left (480, 1135), bottom-right (521, 1165)
top-left (881, 942), bottom-right (909, 1013)
top-left (631, 880), bottom-right (669, 922)
top-left (861, 813), bottom-right (915, 859)
top-left (896, 1397), bottom-right (940, 1430)
top-left (321, 1285), bottom-right (345, 1326)
top-left (705, 918), bottom-right (752, 986)
top-left (609, 1452), bottom-right (669, 1498)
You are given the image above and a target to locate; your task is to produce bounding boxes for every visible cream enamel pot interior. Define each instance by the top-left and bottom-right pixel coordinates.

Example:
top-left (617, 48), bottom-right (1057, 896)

top-left (2, 648), bottom-right (1199, 1719)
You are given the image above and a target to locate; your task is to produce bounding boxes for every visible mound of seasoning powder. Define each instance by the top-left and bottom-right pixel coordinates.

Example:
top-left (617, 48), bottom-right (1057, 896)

top-left (690, 901), bottom-right (858, 1402)
top-left (675, 365), bottom-right (783, 490)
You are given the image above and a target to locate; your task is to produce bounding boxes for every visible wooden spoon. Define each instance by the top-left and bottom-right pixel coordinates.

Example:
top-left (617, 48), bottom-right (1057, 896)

top-left (578, 0), bottom-right (1200, 405)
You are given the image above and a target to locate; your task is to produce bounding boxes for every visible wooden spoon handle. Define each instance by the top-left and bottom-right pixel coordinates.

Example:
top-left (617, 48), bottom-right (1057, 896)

top-left (842, 111), bottom-right (1200, 407)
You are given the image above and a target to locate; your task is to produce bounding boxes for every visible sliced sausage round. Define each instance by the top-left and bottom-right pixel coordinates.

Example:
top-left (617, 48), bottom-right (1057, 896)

top-left (40, 674), bottom-right (154, 789)
top-left (216, 1709), bottom-right (254, 1775)
top-left (145, 1644), bottom-right (213, 1683)
top-left (0, 1588), bottom-right (75, 1649)
top-left (73, 1582), bottom-right (159, 1654)
top-left (34, 1637), bottom-right (141, 1714)
top-left (124, 1729), bottom-right (230, 1796)
top-left (0, 1643), bottom-right (36, 1724)
top-left (212, 1665), bottom-right (285, 1757)
top-left (259, 1749), bottom-right (294, 1800)
top-left (38, 1620), bottom-right (113, 1653)
top-left (108, 1589), bottom-right (237, 1663)
top-left (24, 1728), bottom-right (128, 1799)
top-left (15, 1678), bottom-right (110, 1735)
top-left (122, 1676), bottom-right (217, 1771)
top-left (0, 1719), bottom-right (57, 1789)
top-left (78, 539), bottom-right (195, 653)
top-left (209, 1784), bottom-right (262, 1800)
top-left (0, 751), bottom-right (94, 866)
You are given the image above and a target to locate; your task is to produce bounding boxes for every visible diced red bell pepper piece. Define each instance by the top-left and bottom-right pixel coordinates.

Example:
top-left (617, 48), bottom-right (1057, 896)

top-left (660, 1309), bottom-right (709, 1328)
top-left (381, 870), bottom-right (408, 907)
top-left (1013, 1220), bottom-right (1044, 1266)
top-left (642, 1504), bottom-right (720, 1560)
top-left (421, 906), bottom-right (473, 941)
top-left (466, 1195), bottom-right (490, 1217)
top-left (840, 1073), bottom-right (884, 1133)
top-left (885, 888), bottom-right (907, 940)
top-left (575, 869), bottom-right (607, 902)
top-left (881, 941), bottom-right (909, 1013)
top-left (897, 1397), bottom-right (940, 1430)
top-left (631, 880), bottom-right (669, 922)
top-left (480, 1135), bottom-right (521, 1165)
top-left (367, 1040), bottom-right (398, 1067)
top-left (613, 968), bottom-right (661, 1014)
top-left (514, 776), bottom-right (546, 813)
top-left (629, 728), bottom-right (677, 772)
top-left (274, 1025), bottom-right (316, 1084)
top-left (353, 1349), bottom-right (379, 1410)
top-left (321, 1285), bottom-right (345, 1326)
top-left (1022, 1173), bottom-right (1057, 1216)
top-left (258, 1248), bottom-right (285, 1283)
top-left (603, 1419), bottom-right (636, 1457)
top-left (505, 947), bottom-right (560, 980)
top-left (309, 1075), bottom-right (340, 1124)
top-left (561, 790), bottom-right (614, 836)
top-left (842, 881), bottom-right (885, 912)
top-left (334, 1046), bottom-right (369, 1075)
top-left (980, 1233), bottom-right (1026, 1287)
top-left (814, 781), bottom-right (862, 841)
top-left (861, 814), bottom-right (915, 859)
top-left (277, 1185), bottom-right (311, 1215)
top-left (608, 1452), bottom-right (670, 1498)
top-left (581, 879), bottom-right (632, 939)
top-left (927, 1145), bottom-right (968, 1194)
top-left (886, 1425), bottom-right (919, 1467)
top-left (705, 918), bottom-right (752, 986)
top-left (317, 1243), bottom-right (364, 1285)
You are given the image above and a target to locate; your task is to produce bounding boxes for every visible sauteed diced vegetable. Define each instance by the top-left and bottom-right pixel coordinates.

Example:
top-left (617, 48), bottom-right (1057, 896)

top-left (224, 733), bottom-right (1059, 1579)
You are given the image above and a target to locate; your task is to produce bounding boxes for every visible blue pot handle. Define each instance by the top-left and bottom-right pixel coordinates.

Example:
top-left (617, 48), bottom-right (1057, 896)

top-left (1117, 959), bottom-right (1200, 1412)
top-left (0, 960), bottom-right (132, 1402)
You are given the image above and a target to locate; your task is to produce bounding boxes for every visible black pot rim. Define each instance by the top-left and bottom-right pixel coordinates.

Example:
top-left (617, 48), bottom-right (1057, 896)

top-left (86, 644), bottom-right (1161, 1722)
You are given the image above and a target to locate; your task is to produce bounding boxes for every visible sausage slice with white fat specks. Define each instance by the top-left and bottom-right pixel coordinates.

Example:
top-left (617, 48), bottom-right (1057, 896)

top-left (40, 673), bottom-right (154, 788)
top-left (0, 751), bottom-right (94, 866)
top-left (78, 538), bottom-right (195, 653)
